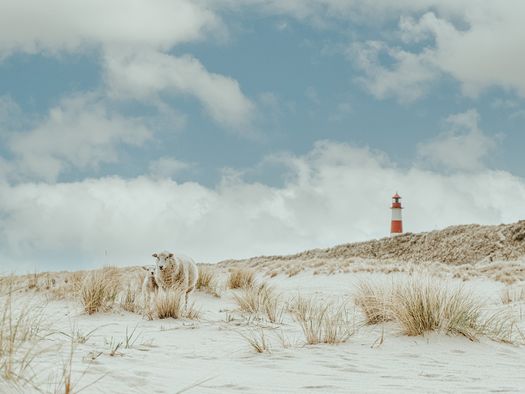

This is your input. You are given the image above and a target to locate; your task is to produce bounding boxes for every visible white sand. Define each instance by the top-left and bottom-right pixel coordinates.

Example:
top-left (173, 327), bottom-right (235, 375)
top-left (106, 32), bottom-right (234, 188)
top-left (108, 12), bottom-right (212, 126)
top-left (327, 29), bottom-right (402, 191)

top-left (2, 271), bottom-right (525, 393)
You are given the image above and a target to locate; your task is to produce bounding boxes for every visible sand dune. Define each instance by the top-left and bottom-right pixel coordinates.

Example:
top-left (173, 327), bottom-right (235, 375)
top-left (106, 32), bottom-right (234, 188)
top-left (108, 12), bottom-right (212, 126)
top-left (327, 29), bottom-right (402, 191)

top-left (1, 223), bottom-right (525, 393)
top-left (219, 221), bottom-right (525, 283)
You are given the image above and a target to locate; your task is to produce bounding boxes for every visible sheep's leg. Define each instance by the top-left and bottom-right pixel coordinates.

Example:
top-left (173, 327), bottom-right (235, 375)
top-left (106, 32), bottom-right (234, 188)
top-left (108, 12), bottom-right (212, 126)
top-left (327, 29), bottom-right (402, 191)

top-left (185, 287), bottom-right (194, 308)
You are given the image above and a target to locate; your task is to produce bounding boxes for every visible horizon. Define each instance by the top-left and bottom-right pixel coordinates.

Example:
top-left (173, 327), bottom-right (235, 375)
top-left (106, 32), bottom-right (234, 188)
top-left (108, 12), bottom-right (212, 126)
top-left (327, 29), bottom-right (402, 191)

top-left (1, 1), bottom-right (525, 273)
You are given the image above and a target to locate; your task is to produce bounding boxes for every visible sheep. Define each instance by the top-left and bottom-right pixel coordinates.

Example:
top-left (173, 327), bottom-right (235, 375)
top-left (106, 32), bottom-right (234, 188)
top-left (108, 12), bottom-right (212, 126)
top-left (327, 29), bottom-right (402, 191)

top-left (152, 251), bottom-right (199, 306)
top-left (141, 265), bottom-right (159, 299)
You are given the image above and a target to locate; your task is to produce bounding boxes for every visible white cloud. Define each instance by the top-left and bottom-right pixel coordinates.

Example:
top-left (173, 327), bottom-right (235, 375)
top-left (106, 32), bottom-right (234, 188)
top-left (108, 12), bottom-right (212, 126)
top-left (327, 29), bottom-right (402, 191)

top-left (6, 94), bottom-right (151, 181)
top-left (237, 1), bottom-right (525, 101)
top-left (105, 51), bottom-right (255, 132)
top-left (417, 109), bottom-right (496, 171)
top-left (0, 0), bottom-right (224, 56)
top-left (149, 157), bottom-right (191, 179)
top-left (350, 41), bottom-right (438, 102)
top-left (2, 140), bottom-right (524, 273)
top-left (347, 3), bottom-right (525, 100)
top-left (0, 0), bottom-right (255, 132)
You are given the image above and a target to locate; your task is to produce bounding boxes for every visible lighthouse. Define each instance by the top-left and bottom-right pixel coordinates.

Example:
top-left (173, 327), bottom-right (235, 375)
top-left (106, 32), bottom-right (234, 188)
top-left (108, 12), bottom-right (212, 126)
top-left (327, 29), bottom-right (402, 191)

top-left (390, 193), bottom-right (403, 235)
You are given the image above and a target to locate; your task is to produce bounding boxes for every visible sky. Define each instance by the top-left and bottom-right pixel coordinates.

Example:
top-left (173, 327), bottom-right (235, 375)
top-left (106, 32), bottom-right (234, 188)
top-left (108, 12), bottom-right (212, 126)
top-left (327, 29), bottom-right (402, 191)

top-left (1, 0), bottom-right (525, 273)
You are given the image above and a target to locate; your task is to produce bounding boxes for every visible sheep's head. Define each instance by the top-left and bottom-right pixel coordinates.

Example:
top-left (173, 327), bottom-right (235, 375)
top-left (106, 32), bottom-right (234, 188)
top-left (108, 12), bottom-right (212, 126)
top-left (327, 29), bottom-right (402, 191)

top-left (152, 252), bottom-right (174, 272)
top-left (142, 266), bottom-right (156, 276)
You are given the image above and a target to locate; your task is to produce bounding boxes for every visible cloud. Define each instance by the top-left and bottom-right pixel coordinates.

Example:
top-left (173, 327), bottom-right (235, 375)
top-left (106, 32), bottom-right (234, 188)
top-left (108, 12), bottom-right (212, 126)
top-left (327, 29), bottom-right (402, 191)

top-left (0, 0), bottom-right (255, 132)
top-left (5, 94), bottom-right (151, 181)
top-left (105, 51), bottom-right (255, 132)
top-left (238, 1), bottom-right (525, 102)
top-left (2, 140), bottom-right (524, 273)
top-left (350, 40), bottom-right (438, 102)
top-left (417, 109), bottom-right (496, 171)
top-left (219, 0), bottom-right (471, 28)
top-left (149, 157), bottom-right (191, 179)
top-left (0, 0), bottom-right (224, 56)
top-left (347, 3), bottom-right (525, 100)
top-left (0, 95), bottom-right (23, 130)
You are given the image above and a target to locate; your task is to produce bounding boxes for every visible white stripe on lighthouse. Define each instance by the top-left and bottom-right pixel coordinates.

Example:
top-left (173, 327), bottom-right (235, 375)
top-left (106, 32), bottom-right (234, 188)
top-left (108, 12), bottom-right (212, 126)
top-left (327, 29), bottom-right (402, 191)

top-left (391, 208), bottom-right (402, 221)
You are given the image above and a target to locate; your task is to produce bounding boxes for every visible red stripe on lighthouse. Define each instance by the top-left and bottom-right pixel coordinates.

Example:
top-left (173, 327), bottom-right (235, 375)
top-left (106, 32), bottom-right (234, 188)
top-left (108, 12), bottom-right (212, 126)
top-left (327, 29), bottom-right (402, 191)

top-left (391, 220), bottom-right (403, 234)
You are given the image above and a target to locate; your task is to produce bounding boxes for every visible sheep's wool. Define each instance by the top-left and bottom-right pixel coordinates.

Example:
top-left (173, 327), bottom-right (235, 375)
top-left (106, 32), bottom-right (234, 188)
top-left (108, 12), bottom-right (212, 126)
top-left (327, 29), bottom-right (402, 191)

top-left (160, 259), bottom-right (186, 289)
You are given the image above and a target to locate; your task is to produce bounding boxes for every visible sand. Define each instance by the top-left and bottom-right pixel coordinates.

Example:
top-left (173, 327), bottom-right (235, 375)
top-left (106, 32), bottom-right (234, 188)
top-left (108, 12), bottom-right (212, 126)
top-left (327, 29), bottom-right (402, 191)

top-left (1, 269), bottom-right (524, 393)
top-left (2, 221), bottom-right (525, 392)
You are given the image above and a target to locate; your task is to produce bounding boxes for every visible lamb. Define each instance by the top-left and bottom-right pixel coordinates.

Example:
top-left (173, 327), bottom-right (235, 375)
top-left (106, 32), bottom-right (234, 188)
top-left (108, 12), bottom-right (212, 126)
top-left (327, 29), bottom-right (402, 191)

top-left (152, 251), bottom-right (199, 305)
top-left (141, 265), bottom-right (159, 298)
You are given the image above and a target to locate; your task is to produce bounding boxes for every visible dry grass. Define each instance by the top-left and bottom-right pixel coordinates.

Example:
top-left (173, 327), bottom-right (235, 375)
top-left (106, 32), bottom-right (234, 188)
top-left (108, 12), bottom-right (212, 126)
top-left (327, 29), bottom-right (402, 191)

top-left (357, 275), bottom-right (523, 343)
top-left (0, 289), bottom-right (47, 386)
top-left (227, 268), bottom-right (255, 289)
top-left (354, 281), bottom-right (393, 325)
top-left (390, 279), bottom-right (481, 339)
top-left (286, 266), bottom-right (302, 277)
top-left (232, 283), bottom-right (284, 323)
top-left (500, 285), bottom-right (525, 304)
top-left (119, 285), bottom-right (141, 313)
top-left (80, 268), bottom-right (120, 314)
top-left (119, 270), bottom-right (149, 314)
top-left (291, 296), bottom-right (354, 345)
top-left (263, 293), bottom-right (285, 324)
top-left (53, 272), bottom-right (85, 300)
top-left (232, 283), bottom-right (270, 314)
top-left (154, 289), bottom-right (200, 320)
top-left (155, 289), bottom-right (185, 319)
top-left (239, 329), bottom-right (270, 353)
top-left (196, 266), bottom-right (221, 297)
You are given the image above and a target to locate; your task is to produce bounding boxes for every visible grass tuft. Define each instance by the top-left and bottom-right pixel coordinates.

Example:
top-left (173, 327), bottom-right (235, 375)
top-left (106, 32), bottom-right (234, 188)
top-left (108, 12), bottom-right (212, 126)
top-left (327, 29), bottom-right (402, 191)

top-left (0, 289), bottom-right (47, 385)
top-left (354, 281), bottom-right (393, 325)
top-left (196, 266), bottom-right (221, 297)
top-left (155, 289), bottom-right (185, 319)
top-left (291, 296), bottom-right (353, 345)
top-left (154, 289), bottom-right (200, 320)
top-left (227, 268), bottom-right (255, 289)
top-left (232, 282), bottom-right (284, 323)
top-left (239, 329), bottom-right (271, 353)
top-left (500, 285), bottom-right (525, 305)
top-left (356, 275), bottom-right (524, 343)
top-left (80, 268), bottom-right (120, 315)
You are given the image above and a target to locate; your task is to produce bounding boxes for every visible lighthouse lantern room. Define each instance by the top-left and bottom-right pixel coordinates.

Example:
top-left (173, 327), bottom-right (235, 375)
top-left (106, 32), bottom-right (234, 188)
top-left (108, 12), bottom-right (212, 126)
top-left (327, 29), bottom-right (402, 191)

top-left (390, 193), bottom-right (403, 235)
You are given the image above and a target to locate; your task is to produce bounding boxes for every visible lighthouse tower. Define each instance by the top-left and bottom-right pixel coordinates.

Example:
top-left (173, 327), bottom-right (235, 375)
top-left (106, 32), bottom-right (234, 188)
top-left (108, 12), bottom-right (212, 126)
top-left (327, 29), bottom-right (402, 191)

top-left (390, 193), bottom-right (403, 235)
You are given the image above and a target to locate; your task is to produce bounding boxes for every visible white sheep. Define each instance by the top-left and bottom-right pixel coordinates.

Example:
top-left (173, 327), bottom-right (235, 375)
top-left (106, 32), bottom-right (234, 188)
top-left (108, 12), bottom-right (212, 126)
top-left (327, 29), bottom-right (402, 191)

top-left (141, 265), bottom-right (159, 299)
top-left (152, 251), bottom-right (199, 306)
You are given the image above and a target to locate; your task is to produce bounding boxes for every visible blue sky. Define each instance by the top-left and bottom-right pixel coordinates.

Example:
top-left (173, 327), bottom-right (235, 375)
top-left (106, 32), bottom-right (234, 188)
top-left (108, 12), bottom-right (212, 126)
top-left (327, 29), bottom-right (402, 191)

top-left (1, 1), bottom-right (525, 272)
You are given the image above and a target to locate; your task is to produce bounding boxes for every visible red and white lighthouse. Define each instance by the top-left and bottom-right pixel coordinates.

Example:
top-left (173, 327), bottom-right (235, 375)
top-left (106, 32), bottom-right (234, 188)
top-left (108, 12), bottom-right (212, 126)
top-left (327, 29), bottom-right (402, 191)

top-left (390, 193), bottom-right (403, 235)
